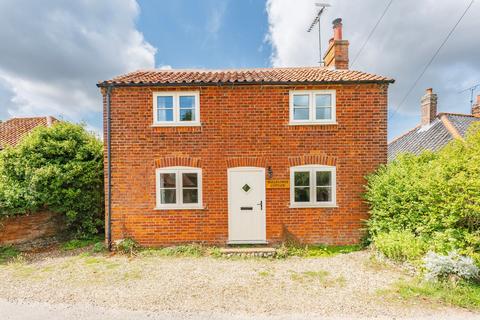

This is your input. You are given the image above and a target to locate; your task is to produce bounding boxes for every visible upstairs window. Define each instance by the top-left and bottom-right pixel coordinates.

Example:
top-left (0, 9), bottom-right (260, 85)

top-left (290, 165), bottom-right (336, 207)
top-left (289, 90), bottom-right (336, 124)
top-left (156, 167), bottom-right (203, 209)
top-left (153, 92), bottom-right (200, 126)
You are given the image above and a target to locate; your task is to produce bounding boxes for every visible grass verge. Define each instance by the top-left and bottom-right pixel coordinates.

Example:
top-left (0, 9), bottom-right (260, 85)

top-left (61, 236), bottom-right (102, 251)
top-left (385, 278), bottom-right (480, 310)
top-left (277, 244), bottom-right (361, 258)
top-left (140, 244), bottom-right (221, 258)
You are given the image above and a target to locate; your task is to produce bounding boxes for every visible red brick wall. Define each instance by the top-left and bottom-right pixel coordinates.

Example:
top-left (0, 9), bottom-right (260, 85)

top-left (0, 211), bottom-right (65, 246)
top-left (103, 83), bottom-right (389, 246)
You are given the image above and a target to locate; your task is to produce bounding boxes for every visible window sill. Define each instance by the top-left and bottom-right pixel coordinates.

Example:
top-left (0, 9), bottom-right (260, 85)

top-left (288, 122), bottom-right (338, 126)
top-left (289, 204), bottom-right (338, 209)
top-left (151, 123), bottom-right (201, 127)
top-left (154, 206), bottom-right (205, 210)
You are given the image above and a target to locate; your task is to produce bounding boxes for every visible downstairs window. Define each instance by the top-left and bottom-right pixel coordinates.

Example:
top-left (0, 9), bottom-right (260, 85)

top-left (290, 165), bottom-right (336, 207)
top-left (155, 167), bottom-right (203, 209)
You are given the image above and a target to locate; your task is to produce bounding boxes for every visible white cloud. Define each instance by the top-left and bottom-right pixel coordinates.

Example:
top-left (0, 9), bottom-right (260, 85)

top-left (206, 2), bottom-right (227, 39)
top-left (266, 0), bottom-right (319, 67)
top-left (266, 0), bottom-right (480, 136)
top-left (0, 0), bottom-right (156, 132)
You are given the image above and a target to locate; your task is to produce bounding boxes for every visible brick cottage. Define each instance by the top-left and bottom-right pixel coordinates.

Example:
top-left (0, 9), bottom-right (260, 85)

top-left (98, 19), bottom-right (394, 247)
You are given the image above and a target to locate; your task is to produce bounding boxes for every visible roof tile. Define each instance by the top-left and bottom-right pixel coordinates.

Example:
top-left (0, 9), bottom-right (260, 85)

top-left (0, 116), bottom-right (57, 150)
top-left (99, 67), bottom-right (394, 86)
top-left (388, 113), bottom-right (480, 161)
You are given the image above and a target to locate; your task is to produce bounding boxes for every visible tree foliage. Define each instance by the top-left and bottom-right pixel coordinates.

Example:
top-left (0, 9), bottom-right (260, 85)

top-left (366, 123), bottom-right (480, 261)
top-left (0, 122), bottom-right (104, 237)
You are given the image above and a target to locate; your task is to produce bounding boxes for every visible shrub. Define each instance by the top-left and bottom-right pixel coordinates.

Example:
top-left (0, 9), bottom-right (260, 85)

top-left (366, 124), bottom-right (480, 262)
top-left (92, 241), bottom-right (107, 253)
top-left (0, 122), bottom-right (104, 237)
top-left (424, 251), bottom-right (479, 282)
top-left (0, 246), bottom-right (20, 263)
top-left (115, 238), bottom-right (139, 255)
top-left (374, 231), bottom-right (426, 262)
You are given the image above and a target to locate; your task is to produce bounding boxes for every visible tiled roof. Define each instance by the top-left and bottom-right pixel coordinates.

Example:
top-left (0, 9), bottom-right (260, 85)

top-left (388, 113), bottom-right (480, 161)
top-left (447, 113), bottom-right (480, 137)
top-left (0, 116), bottom-right (57, 150)
top-left (98, 67), bottom-right (394, 86)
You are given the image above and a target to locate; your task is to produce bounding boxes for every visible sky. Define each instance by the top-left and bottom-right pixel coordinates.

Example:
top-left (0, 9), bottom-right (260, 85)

top-left (0, 0), bottom-right (478, 140)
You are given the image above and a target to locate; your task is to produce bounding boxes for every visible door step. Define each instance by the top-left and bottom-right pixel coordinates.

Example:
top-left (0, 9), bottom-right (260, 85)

top-left (219, 247), bottom-right (276, 258)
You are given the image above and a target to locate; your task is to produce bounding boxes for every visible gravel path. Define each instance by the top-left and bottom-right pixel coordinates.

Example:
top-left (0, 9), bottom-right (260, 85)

top-left (0, 250), bottom-right (477, 319)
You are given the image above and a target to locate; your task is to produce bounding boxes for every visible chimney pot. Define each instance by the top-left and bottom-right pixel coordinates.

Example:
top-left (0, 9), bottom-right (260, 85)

top-left (332, 18), bottom-right (343, 40)
top-left (421, 88), bottom-right (438, 126)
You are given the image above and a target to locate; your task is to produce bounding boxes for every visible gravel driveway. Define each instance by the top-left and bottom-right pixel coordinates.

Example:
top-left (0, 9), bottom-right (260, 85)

top-left (0, 250), bottom-right (477, 319)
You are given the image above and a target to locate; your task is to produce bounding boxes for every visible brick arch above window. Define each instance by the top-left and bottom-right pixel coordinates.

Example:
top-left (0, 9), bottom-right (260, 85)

top-left (226, 157), bottom-right (266, 168)
top-left (154, 156), bottom-right (201, 168)
top-left (288, 154), bottom-right (337, 167)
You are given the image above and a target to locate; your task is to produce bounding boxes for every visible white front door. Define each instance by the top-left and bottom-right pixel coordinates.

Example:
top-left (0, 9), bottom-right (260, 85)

top-left (228, 167), bottom-right (266, 244)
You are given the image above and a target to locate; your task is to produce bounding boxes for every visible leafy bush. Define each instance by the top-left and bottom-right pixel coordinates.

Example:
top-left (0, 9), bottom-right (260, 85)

top-left (92, 241), bottom-right (107, 253)
top-left (0, 122), bottom-right (104, 237)
top-left (374, 231), bottom-right (426, 262)
top-left (424, 251), bottom-right (479, 282)
top-left (366, 124), bottom-right (480, 262)
top-left (115, 238), bottom-right (139, 255)
top-left (0, 246), bottom-right (20, 263)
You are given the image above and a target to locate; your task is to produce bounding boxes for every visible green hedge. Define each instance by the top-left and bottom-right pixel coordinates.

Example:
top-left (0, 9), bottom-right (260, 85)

top-left (0, 122), bottom-right (104, 237)
top-left (365, 124), bottom-right (480, 262)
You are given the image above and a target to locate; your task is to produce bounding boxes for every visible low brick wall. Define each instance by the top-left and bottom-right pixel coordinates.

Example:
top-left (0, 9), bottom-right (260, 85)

top-left (0, 211), bottom-right (66, 248)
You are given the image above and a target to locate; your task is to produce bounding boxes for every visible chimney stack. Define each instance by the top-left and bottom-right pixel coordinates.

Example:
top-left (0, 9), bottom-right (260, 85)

top-left (46, 116), bottom-right (53, 127)
top-left (323, 18), bottom-right (349, 69)
top-left (421, 88), bottom-right (438, 126)
top-left (472, 95), bottom-right (480, 117)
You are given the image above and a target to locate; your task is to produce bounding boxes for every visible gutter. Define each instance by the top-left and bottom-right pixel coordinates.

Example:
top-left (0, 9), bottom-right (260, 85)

top-left (97, 79), bottom-right (395, 88)
top-left (105, 85), bottom-right (113, 250)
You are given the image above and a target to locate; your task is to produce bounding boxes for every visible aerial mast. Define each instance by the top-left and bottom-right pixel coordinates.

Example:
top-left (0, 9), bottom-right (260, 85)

top-left (307, 3), bottom-right (331, 66)
top-left (459, 83), bottom-right (480, 107)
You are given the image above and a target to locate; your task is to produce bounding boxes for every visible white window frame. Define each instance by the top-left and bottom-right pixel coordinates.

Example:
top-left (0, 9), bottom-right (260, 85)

top-left (290, 165), bottom-right (337, 208)
top-left (155, 167), bottom-right (203, 210)
top-left (152, 91), bottom-right (200, 126)
top-left (289, 90), bottom-right (336, 125)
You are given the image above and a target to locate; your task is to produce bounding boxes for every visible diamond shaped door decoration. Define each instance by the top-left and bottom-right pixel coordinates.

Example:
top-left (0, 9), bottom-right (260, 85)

top-left (242, 184), bottom-right (251, 193)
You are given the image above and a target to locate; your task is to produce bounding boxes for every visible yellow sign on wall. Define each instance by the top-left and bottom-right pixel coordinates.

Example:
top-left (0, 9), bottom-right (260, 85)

top-left (266, 179), bottom-right (290, 189)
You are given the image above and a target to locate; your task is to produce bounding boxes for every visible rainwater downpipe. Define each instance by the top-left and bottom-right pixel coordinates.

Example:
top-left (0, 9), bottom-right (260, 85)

top-left (106, 85), bottom-right (113, 250)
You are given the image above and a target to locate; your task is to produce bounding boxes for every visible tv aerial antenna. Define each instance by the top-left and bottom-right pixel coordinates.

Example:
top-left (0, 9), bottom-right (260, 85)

top-left (459, 82), bottom-right (480, 107)
top-left (307, 3), bottom-right (331, 66)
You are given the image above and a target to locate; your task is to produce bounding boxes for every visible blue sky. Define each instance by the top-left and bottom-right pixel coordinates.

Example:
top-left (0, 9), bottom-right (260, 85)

top-left (137, 0), bottom-right (271, 70)
top-left (0, 0), bottom-right (478, 141)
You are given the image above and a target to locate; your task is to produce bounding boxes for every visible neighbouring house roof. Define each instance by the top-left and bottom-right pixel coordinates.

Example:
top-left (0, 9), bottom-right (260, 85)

top-left (388, 113), bottom-right (480, 161)
top-left (0, 116), bottom-right (57, 150)
top-left (98, 67), bottom-right (394, 87)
